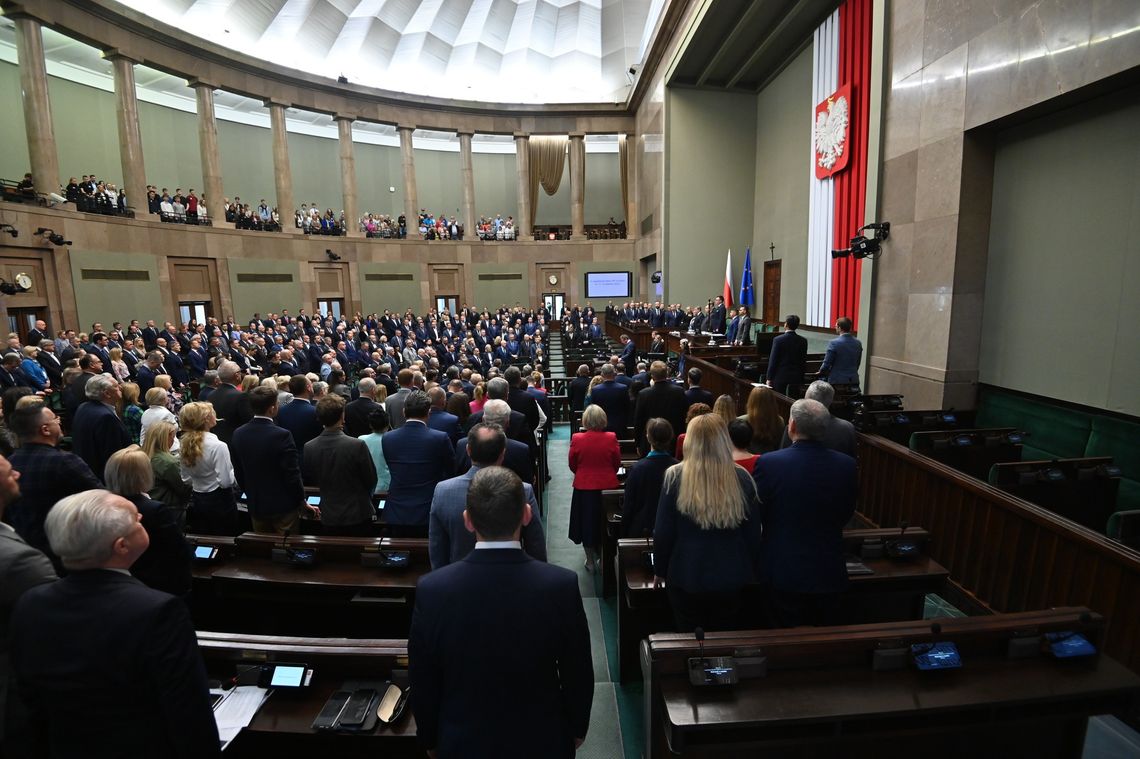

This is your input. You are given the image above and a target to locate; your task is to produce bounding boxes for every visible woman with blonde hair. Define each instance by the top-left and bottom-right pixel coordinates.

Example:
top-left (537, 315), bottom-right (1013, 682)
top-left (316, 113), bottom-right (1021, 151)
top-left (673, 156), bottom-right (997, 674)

top-left (104, 444), bottom-right (191, 596)
top-left (119, 382), bottom-right (144, 444)
top-left (568, 403), bottom-right (621, 572)
top-left (653, 413), bottom-right (762, 632)
top-left (179, 401), bottom-right (237, 535)
top-left (141, 386), bottom-right (179, 454)
top-left (712, 394), bottom-right (736, 426)
top-left (108, 346), bottom-right (130, 382)
top-left (142, 420), bottom-right (191, 524)
top-left (742, 385), bottom-right (785, 454)
top-left (153, 374), bottom-right (184, 414)
top-left (240, 374), bottom-right (259, 393)
top-left (469, 380), bottom-right (487, 414)
top-left (583, 374), bottom-right (605, 407)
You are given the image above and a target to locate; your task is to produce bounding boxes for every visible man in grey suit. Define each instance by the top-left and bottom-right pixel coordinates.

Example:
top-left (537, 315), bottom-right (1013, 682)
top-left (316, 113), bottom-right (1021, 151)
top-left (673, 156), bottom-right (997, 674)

top-left (818, 316), bottom-right (863, 388)
top-left (385, 368), bottom-right (415, 429)
top-left (302, 395), bottom-right (378, 536)
top-left (778, 381), bottom-right (856, 457)
top-left (0, 453), bottom-right (56, 751)
top-left (429, 424), bottom-right (546, 569)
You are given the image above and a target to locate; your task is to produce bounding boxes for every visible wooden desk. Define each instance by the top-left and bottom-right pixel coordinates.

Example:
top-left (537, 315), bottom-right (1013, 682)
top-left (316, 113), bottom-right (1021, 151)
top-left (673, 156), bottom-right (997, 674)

top-left (189, 534), bottom-right (429, 638)
top-left (197, 632), bottom-right (421, 758)
top-left (615, 531), bottom-right (947, 680)
top-left (641, 608), bottom-right (1140, 758)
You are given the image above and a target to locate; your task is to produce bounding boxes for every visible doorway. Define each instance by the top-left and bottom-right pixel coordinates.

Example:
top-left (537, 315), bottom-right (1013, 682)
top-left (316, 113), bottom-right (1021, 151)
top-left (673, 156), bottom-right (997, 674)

top-left (317, 299), bottom-right (344, 320)
top-left (435, 296), bottom-right (458, 316)
top-left (543, 293), bottom-right (564, 318)
top-left (178, 301), bottom-right (211, 328)
top-left (763, 261), bottom-right (782, 324)
top-left (7, 307), bottom-right (44, 344)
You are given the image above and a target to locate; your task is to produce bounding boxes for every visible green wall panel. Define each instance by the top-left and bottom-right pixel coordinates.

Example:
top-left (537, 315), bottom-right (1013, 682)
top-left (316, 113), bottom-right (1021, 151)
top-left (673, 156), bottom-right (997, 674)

top-left (138, 99), bottom-right (203, 198)
top-left (216, 119), bottom-right (275, 212)
top-left (46, 76), bottom-right (121, 188)
top-left (288, 130), bottom-right (341, 217)
top-left (585, 152), bottom-right (622, 224)
top-left (0, 62), bottom-right (29, 182)
top-left (70, 250), bottom-right (163, 331)
top-left (472, 152), bottom-right (516, 221)
top-left (359, 262), bottom-right (422, 314)
top-left (414, 148), bottom-right (463, 222)
top-left (228, 258), bottom-right (302, 319)
top-left (357, 142), bottom-right (404, 219)
top-left (472, 263), bottom-right (529, 308)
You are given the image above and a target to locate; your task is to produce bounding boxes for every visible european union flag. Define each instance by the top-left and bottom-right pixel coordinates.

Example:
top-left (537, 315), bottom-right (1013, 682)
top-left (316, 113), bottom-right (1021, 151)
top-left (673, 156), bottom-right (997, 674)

top-left (739, 247), bottom-right (754, 307)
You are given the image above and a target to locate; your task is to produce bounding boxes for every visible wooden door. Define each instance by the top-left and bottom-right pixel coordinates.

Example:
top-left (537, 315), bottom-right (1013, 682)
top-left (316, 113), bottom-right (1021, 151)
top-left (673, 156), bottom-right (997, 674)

top-left (762, 261), bottom-right (781, 324)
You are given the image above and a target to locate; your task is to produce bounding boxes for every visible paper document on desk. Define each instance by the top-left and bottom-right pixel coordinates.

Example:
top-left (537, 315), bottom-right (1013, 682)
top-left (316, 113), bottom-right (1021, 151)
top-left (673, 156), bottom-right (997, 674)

top-left (212, 685), bottom-right (271, 750)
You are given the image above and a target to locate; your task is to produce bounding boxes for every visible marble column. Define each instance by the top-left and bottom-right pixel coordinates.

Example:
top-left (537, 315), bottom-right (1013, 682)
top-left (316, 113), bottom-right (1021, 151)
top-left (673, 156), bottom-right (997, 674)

top-left (457, 130), bottom-right (476, 240)
top-left (13, 16), bottom-right (60, 196)
top-left (335, 115), bottom-right (361, 237)
top-left (398, 125), bottom-right (418, 228)
top-left (189, 80), bottom-right (225, 222)
top-left (568, 133), bottom-right (586, 239)
top-left (514, 133), bottom-right (532, 241)
top-left (106, 51), bottom-right (147, 214)
top-left (266, 101), bottom-right (295, 228)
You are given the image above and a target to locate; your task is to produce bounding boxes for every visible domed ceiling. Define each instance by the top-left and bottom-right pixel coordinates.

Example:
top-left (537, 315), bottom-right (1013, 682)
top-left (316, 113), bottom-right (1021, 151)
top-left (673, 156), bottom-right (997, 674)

top-left (112, 0), bottom-right (665, 104)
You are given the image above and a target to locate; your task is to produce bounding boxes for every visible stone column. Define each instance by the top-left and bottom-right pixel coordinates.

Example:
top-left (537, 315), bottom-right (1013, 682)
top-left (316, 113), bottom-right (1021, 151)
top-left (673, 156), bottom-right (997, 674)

top-left (514, 133), bottom-right (531, 241)
top-left (568, 132), bottom-right (586, 240)
top-left (398, 125), bottom-right (418, 228)
top-left (457, 130), bottom-right (476, 240)
top-left (266, 100), bottom-right (295, 228)
top-left (335, 115), bottom-right (361, 237)
top-left (13, 16), bottom-right (60, 196)
top-left (189, 80), bottom-right (225, 223)
top-left (106, 51), bottom-right (147, 215)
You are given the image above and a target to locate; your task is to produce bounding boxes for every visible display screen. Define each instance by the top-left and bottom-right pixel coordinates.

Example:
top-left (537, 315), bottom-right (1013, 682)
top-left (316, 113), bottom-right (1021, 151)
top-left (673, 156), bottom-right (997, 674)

top-left (307, 495), bottom-right (321, 506)
top-left (585, 271), bottom-right (632, 298)
top-left (912, 642), bottom-right (962, 670)
top-left (193, 546), bottom-right (217, 560)
top-left (270, 665), bottom-right (305, 687)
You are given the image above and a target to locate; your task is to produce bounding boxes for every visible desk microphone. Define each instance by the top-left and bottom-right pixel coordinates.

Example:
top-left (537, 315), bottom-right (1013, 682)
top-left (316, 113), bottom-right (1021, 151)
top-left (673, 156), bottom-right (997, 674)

top-left (695, 627), bottom-right (705, 662)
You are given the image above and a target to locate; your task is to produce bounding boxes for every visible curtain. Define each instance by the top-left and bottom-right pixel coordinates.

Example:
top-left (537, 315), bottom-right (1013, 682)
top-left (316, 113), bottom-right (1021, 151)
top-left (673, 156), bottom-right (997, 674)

top-left (618, 134), bottom-right (629, 225)
top-left (528, 136), bottom-right (567, 228)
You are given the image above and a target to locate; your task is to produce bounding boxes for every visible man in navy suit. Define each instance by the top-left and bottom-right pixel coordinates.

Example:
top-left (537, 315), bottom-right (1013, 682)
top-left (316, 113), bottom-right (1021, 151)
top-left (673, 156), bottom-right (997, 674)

top-left (426, 387), bottom-right (462, 445)
top-left (707, 296), bottom-right (727, 334)
top-left (589, 363), bottom-right (631, 435)
top-left (410, 466), bottom-right (592, 758)
top-left (618, 333), bottom-right (637, 366)
top-left (765, 314), bottom-right (808, 396)
top-left (277, 375), bottom-right (322, 462)
top-left (206, 361), bottom-right (252, 449)
top-left (684, 367), bottom-right (715, 408)
top-left (818, 316), bottom-right (863, 388)
top-left (10, 490), bottom-right (220, 757)
top-left (382, 391), bottom-right (455, 536)
top-left (233, 387), bottom-right (314, 534)
top-left (752, 399), bottom-right (856, 627)
top-left (70, 374), bottom-right (130, 483)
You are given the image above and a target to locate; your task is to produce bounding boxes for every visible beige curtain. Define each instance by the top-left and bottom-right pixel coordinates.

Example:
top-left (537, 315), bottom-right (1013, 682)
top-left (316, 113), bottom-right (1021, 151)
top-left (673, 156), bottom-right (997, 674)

top-left (528, 136), bottom-right (567, 227)
top-left (618, 134), bottom-right (629, 225)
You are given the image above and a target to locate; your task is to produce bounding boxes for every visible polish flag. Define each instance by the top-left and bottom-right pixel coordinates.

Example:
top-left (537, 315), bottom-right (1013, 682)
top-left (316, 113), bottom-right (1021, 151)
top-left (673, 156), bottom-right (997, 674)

top-left (722, 250), bottom-right (734, 309)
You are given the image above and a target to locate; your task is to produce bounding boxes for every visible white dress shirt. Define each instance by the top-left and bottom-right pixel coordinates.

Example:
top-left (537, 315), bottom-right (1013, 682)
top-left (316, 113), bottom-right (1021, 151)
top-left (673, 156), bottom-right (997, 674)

top-left (179, 431), bottom-right (235, 492)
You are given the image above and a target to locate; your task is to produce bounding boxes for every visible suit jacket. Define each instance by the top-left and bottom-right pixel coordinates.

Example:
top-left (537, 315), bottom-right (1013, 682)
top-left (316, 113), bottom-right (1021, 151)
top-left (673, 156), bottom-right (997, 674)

top-left (302, 428), bottom-right (378, 528)
top-left (633, 381), bottom-right (689, 456)
top-left (428, 408), bottom-right (463, 446)
top-left (618, 340), bottom-right (637, 366)
top-left (766, 330), bottom-right (808, 393)
top-left (622, 453), bottom-right (678, 538)
top-left (10, 570), bottom-right (220, 758)
top-left (708, 304), bottom-right (727, 334)
top-left (409, 549), bottom-right (592, 758)
top-left (819, 333), bottom-right (863, 385)
top-left (6, 445), bottom-right (102, 563)
top-left (233, 418), bottom-right (304, 519)
top-left (207, 383), bottom-right (252, 447)
top-left (36, 351), bottom-right (63, 386)
top-left (276, 398), bottom-right (322, 460)
top-left (568, 376), bottom-right (592, 412)
top-left (588, 380), bottom-right (631, 436)
top-left (752, 441), bottom-right (856, 594)
top-left (71, 401), bottom-right (131, 483)
top-left (0, 523), bottom-right (55, 746)
top-left (344, 397), bottom-right (383, 439)
top-left (684, 386), bottom-right (715, 409)
top-left (454, 436), bottom-right (534, 484)
top-left (568, 430), bottom-right (620, 491)
top-left (653, 466), bottom-right (762, 593)
top-left (127, 494), bottom-right (192, 597)
top-left (381, 420), bottom-right (455, 527)
top-left (385, 387), bottom-right (412, 429)
top-left (778, 414), bottom-right (856, 457)
top-left (507, 386), bottom-right (540, 436)
top-left (428, 468), bottom-right (546, 569)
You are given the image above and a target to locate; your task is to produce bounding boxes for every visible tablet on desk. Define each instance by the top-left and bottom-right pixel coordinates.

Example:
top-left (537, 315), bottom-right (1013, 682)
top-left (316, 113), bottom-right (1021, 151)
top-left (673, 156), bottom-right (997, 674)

top-left (307, 495), bottom-right (321, 506)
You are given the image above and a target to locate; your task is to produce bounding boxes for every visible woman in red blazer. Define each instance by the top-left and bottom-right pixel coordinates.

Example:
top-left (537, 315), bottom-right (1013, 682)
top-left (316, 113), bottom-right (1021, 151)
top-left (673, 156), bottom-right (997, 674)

top-left (568, 404), bottom-right (621, 572)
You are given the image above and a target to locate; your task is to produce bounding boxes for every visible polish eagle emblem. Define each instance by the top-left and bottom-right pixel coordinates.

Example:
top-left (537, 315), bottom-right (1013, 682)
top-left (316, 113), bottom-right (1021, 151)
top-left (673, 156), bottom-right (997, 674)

top-left (813, 84), bottom-right (851, 179)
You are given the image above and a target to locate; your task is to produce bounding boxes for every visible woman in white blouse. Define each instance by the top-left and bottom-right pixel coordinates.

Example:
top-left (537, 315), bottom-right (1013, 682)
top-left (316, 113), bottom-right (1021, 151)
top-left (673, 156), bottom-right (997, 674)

top-left (179, 401), bottom-right (237, 534)
top-left (141, 387), bottom-right (179, 454)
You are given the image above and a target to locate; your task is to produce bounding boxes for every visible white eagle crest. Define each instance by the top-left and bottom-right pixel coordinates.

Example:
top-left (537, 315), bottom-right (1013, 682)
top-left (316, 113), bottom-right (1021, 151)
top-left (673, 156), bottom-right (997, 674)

top-left (814, 94), bottom-right (849, 170)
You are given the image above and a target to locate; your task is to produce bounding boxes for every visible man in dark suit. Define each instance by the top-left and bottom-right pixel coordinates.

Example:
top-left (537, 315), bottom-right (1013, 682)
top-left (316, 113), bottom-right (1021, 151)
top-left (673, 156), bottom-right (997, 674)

top-left (141, 320), bottom-right (159, 350)
top-left (382, 391), bottom-right (455, 535)
top-left (277, 374), bottom-right (322, 460)
top-left (454, 400), bottom-right (534, 483)
top-left (206, 360), bottom-right (252, 448)
top-left (568, 364), bottom-right (592, 413)
top-left (778, 381), bottom-right (856, 457)
top-left (818, 316), bottom-right (863, 388)
top-left (135, 351), bottom-right (163, 395)
top-left (0, 354), bottom-right (30, 390)
top-left (618, 334), bottom-right (637, 366)
top-left (302, 396), bottom-right (378, 536)
top-left (684, 367), bottom-right (715, 408)
top-left (62, 353), bottom-right (104, 429)
top-left (233, 387), bottom-right (314, 534)
top-left (429, 425), bottom-right (545, 569)
top-left (0, 452), bottom-right (56, 752)
top-left (426, 387), bottom-right (462, 445)
top-left (35, 340), bottom-right (63, 387)
top-left (753, 399), bottom-right (856, 627)
top-left (707, 296), bottom-right (727, 334)
top-left (504, 366), bottom-right (540, 438)
top-left (766, 314), bottom-right (808, 396)
top-left (633, 361), bottom-right (689, 456)
top-left (343, 377), bottom-right (383, 438)
top-left (70, 374), bottom-right (131, 483)
top-left (9, 489), bottom-right (221, 757)
top-left (465, 378), bottom-right (538, 461)
top-left (25, 320), bottom-right (48, 347)
top-left (589, 364), bottom-right (631, 436)
top-left (410, 466), bottom-right (592, 757)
